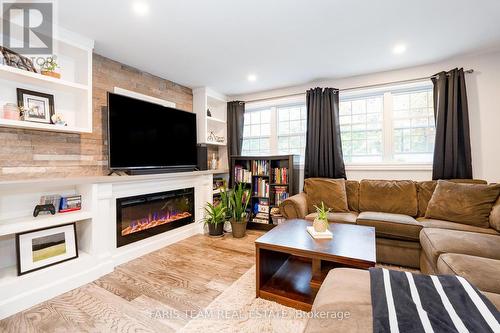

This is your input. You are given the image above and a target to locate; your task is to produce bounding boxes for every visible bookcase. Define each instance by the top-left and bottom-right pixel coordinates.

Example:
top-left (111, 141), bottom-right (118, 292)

top-left (230, 155), bottom-right (300, 230)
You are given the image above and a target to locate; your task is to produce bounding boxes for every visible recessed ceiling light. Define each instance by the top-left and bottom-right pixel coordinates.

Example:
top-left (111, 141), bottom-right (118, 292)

top-left (247, 74), bottom-right (257, 82)
top-left (132, 2), bottom-right (149, 16)
top-left (393, 43), bottom-right (407, 55)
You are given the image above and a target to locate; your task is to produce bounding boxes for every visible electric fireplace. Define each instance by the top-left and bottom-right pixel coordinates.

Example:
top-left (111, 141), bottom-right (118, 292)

top-left (116, 188), bottom-right (195, 247)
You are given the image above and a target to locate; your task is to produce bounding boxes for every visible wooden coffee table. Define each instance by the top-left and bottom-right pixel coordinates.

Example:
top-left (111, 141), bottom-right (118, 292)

top-left (255, 219), bottom-right (376, 311)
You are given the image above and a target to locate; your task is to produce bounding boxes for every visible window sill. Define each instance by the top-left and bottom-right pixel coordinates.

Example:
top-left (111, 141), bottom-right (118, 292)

top-left (344, 163), bottom-right (433, 171)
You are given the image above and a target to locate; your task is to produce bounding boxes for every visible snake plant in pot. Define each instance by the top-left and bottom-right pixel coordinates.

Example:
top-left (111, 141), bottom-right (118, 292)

top-left (202, 202), bottom-right (226, 237)
top-left (313, 202), bottom-right (331, 233)
top-left (229, 183), bottom-right (251, 238)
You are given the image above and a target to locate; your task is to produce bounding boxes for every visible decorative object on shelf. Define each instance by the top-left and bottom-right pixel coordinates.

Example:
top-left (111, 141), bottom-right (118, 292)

top-left (207, 108), bottom-right (212, 117)
top-left (40, 57), bottom-right (60, 79)
top-left (17, 88), bottom-right (55, 124)
top-left (51, 113), bottom-right (67, 126)
top-left (33, 204), bottom-right (56, 217)
top-left (1, 102), bottom-right (20, 120)
top-left (201, 202), bottom-right (226, 237)
top-left (210, 153), bottom-right (218, 170)
top-left (207, 130), bottom-right (225, 144)
top-left (313, 202), bottom-right (330, 233)
top-left (0, 46), bottom-right (37, 72)
top-left (16, 223), bottom-right (78, 275)
top-left (59, 195), bottom-right (82, 213)
top-left (229, 182), bottom-right (251, 238)
top-left (40, 194), bottom-right (62, 213)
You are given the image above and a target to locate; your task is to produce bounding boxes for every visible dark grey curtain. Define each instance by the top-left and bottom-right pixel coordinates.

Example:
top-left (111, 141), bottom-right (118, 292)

top-left (431, 68), bottom-right (472, 180)
top-left (304, 87), bottom-right (346, 179)
top-left (227, 101), bottom-right (245, 162)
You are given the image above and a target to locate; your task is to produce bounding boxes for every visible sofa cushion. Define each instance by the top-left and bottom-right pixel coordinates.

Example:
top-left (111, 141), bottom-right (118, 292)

top-left (416, 180), bottom-right (437, 217)
top-left (359, 180), bottom-right (418, 216)
top-left (489, 196), bottom-right (500, 232)
top-left (306, 268), bottom-right (372, 333)
top-left (305, 212), bottom-right (358, 224)
top-left (356, 211), bottom-right (422, 241)
top-left (420, 228), bottom-right (500, 269)
top-left (437, 253), bottom-right (500, 294)
top-left (346, 180), bottom-right (359, 212)
top-left (417, 218), bottom-right (500, 235)
top-left (304, 178), bottom-right (349, 213)
top-left (416, 179), bottom-right (488, 217)
top-left (425, 180), bottom-right (500, 228)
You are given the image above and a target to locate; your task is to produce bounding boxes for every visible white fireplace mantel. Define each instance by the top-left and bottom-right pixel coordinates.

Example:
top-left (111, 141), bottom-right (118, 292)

top-left (0, 171), bottom-right (213, 319)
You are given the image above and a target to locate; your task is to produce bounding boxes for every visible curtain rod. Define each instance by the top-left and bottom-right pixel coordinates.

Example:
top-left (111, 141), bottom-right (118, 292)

top-left (244, 69), bottom-right (474, 104)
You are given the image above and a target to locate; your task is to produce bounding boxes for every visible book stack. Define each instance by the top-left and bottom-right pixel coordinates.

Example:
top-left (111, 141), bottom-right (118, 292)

top-left (254, 177), bottom-right (269, 198)
top-left (252, 160), bottom-right (269, 176)
top-left (234, 166), bottom-right (252, 183)
top-left (273, 186), bottom-right (289, 206)
top-left (272, 167), bottom-right (288, 184)
top-left (252, 199), bottom-right (270, 224)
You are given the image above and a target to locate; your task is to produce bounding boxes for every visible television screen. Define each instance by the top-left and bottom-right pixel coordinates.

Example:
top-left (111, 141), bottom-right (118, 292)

top-left (107, 92), bottom-right (197, 170)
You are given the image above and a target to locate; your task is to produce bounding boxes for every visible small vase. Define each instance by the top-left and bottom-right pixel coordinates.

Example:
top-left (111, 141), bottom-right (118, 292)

top-left (230, 219), bottom-right (247, 238)
top-left (313, 218), bottom-right (328, 233)
top-left (207, 222), bottom-right (224, 237)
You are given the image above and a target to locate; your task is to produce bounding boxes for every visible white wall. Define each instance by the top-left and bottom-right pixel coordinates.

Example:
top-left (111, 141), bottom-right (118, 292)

top-left (231, 48), bottom-right (500, 183)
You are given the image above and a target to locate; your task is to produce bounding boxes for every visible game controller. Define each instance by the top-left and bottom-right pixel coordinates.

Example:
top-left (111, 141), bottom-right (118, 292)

top-left (33, 204), bottom-right (56, 217)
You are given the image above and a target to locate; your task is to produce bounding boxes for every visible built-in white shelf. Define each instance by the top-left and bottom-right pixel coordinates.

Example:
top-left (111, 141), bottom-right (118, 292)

top-left (0, 118), bottom-right (92, 134)
top-left (0, 65), bottom-right (89, 93)
top-left (0, 250), bottom-right (92, 287)
top-left (0, 210), bottom-right (93, 236)
top-left (207, 116), bottom-right (226, 124)
top-left (206, 141), bottom-right (227, 146)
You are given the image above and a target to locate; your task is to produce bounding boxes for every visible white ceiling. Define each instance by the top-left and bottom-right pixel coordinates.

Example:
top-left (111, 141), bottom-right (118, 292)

top-left (57, 0), bottom-right (500, 96)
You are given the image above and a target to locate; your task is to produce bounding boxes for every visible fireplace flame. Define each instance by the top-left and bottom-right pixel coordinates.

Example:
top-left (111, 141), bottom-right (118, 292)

top-left (122, 211), bottom-right (192, 236)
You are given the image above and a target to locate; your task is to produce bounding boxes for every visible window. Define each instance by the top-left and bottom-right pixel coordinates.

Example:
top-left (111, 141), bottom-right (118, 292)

top-left (277, 105), bottom-right (307, 161)
top-left (340, 95), bottom-right (384, 163)
top-left (242, 103), bottom-right (307, 163)
top-left (242, 108), bottom-right (271, 155)
top-left (340, 83), bottom-right (434, 164)
top-left (392, 90), bottom-right (435, 162)
top-left (241, 82), bottom-right (434, 166)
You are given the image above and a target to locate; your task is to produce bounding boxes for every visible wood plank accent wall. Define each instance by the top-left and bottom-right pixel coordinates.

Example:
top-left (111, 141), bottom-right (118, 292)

top-left (0, 54), bottom-right (193, 180)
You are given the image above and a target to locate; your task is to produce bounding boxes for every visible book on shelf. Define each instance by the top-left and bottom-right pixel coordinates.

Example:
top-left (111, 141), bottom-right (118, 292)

top-left (254, 177), bottom-right (269, 198)
top-left (252, 217), bottom-right (269, 224)
top-left (273, 185), bottom-right (289, 206)
top-left (234, 165), bottom-right (252, 183)
top-left (255, 212), bottom-right (269, 219)
top-left (251, 160), bottom-right (269, 176)
top-left (253, 200), bottom-right (270, 214)
top-left (272, 167), bottom-right (288, 184)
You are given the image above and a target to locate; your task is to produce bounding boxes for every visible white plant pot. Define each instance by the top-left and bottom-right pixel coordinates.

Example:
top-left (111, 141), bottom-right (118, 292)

top-left (313, 218), bottom-right (328, 233)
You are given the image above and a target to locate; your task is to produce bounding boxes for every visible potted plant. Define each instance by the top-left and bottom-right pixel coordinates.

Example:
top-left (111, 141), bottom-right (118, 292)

top-left (313, 202), bottom-right (330, 233)
top-left (229, 183), bottom-right (250, 238)
top-left (202, 202), bottom-right (226, 237)
top-left (40, 58), bottom-right (60, 79)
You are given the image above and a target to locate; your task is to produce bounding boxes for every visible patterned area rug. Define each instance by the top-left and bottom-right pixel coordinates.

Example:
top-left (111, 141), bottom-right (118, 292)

top-left (179, 266), bottom-right (308, 333)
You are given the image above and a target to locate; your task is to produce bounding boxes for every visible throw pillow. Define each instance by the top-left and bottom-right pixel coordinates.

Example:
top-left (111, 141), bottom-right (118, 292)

top-left (304, 178), bottom-right (349, 213)
top-left (425, 180), bottom-right (500, 228)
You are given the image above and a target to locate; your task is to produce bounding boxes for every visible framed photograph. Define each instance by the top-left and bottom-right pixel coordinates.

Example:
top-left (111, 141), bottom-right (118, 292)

top-left (16, 223), bottom-right (78, 276)
top-left (0, 46), bottom-right (37, 72)
top-left (17, 88), bottom-right (55, 124)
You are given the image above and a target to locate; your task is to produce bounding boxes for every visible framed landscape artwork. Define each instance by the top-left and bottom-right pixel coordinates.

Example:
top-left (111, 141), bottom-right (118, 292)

top-left (17, 88), bottom-right (55, 124)
top-left (16, 223), bottom-right (78, 275)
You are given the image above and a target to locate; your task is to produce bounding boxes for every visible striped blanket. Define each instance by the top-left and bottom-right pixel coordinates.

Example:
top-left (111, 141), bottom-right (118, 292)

top-left (369, 268), bottom-right (500, 333)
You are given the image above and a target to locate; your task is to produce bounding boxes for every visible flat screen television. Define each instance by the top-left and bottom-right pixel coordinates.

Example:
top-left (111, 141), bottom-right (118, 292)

top-left (107, 92), bottom-right (197, 171)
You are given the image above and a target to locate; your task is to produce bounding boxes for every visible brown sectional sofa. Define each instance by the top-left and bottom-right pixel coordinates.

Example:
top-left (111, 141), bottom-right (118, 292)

top-left (281, 178), bottom-right (500, 328)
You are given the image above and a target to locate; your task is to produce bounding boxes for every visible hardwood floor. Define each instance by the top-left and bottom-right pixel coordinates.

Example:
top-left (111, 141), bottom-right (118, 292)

top-left (0, 230), bottom-right (263, 333)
